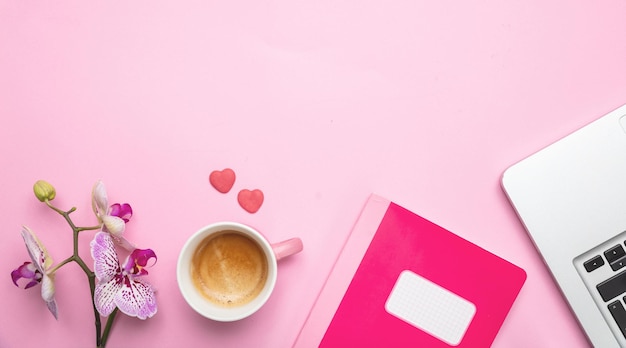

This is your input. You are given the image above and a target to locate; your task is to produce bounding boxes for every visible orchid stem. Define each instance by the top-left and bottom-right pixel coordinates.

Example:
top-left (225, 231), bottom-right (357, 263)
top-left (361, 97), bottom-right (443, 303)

top-left (88, 272), bottom-right (102, 347)
top-left (49, 256), bottom-right (74, 274)
top-left (100, 308), bottom-right (119, 348)
top-left (46, 201), bottom-right (108, 347)
top-left (77, 225), bottom-right (104, 232)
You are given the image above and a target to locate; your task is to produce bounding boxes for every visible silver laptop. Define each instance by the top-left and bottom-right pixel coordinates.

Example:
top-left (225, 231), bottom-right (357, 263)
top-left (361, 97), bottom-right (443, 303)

top-left (502, 103), bottom-right (626, 348)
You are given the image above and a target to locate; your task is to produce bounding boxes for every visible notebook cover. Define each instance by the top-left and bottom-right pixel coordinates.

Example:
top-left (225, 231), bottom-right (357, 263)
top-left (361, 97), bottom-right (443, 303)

top-left (294, 194), bottom-right (526, 347)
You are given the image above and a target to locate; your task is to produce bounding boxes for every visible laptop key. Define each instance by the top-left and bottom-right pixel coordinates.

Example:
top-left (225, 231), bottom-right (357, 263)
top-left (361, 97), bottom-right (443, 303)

top-left (612, 257), bottom-right (626, 271)
top-left (605, 245), bottom-right (626, 264)
top-left (584, 255), bottom-right (605, 272)
top-left (597, 270), bottom-right (626, 302)
top-left (608, 300), bottom-right (626, 338)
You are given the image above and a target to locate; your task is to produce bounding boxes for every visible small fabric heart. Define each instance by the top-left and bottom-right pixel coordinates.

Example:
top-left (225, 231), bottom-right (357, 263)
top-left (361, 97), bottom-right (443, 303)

top-left (237, 189), bottom-right (264, 213)
top-left (209, 168), bottom-right (236, 193)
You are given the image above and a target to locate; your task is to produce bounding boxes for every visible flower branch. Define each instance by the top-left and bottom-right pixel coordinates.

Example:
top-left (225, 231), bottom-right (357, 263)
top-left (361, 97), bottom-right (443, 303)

top-left (11, 180), bottom-right (157, 348)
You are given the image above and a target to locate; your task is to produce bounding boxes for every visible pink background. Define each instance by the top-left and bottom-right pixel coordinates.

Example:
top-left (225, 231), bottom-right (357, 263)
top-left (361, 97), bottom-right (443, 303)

top-left (1, 1), bottom-right (625, 347)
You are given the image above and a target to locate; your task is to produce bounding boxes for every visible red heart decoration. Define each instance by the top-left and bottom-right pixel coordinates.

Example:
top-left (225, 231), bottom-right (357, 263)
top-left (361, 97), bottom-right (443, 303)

top-left (209, 168), bottom-right (236, 193)
top-left (237, 189), bottom-right (264, 213)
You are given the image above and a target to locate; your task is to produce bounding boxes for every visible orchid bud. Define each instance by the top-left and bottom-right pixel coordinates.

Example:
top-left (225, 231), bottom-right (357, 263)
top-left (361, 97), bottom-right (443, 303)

top-left (33, 180), bottom-right (56, 202)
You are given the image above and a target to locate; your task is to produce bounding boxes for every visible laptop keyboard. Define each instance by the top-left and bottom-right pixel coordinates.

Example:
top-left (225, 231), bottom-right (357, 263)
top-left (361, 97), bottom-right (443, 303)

top-left (576, 233), bottom-right (626, 341)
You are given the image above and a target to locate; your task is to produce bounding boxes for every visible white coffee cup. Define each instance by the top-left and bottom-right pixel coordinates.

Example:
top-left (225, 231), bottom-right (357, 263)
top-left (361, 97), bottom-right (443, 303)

top-left (177, 222), bottom-right (303, 321)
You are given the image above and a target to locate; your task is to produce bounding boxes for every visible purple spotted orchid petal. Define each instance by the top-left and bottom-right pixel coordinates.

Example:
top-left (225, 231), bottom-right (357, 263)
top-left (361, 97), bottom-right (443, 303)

top-left (123, 249), bottom-right (157, 277)
top-left (94, 275), bottom-right (123, 317)
top-left (115, 277), bottom-right (157, 320)
top-left (109, 203), bottom-right (132, 223)
top-left (90, 232), bottom-right (121, 282)
top-left (11, 262), bottom-right (42, 289)
top-left (90, 232), bottom-right (158, 319)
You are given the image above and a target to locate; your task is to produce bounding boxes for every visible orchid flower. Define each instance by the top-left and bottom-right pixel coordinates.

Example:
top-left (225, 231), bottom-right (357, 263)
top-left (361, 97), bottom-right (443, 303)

top-left (92, 180), bottom-right (134, 250)
top-left (10, 226), bottom-right (58, 319)
top-left (90, 232), bottom-right (157, 320)
top-left (11, 262), bottom-right (41, 289)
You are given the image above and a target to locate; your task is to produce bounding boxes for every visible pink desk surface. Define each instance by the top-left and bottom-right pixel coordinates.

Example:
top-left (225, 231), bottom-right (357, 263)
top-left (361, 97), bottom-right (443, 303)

top-left (1, 1), bottom-right (625, 347)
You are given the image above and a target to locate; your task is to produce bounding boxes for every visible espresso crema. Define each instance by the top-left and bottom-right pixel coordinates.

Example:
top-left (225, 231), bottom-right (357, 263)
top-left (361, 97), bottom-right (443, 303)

top-left (191, 231), bottom-right (268, 307)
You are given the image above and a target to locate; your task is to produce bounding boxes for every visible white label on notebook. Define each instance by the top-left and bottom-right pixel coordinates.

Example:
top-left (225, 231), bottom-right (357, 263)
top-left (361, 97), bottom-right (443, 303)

top-left (384, 270), bottom-right (476, 346)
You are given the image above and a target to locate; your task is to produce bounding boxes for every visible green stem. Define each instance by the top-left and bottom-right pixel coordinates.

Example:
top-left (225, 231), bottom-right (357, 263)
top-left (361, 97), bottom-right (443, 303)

top-left (100, 308), bottom-right (119, 348)
top-left (46, 201), bottom-right (107, 347)
top-left (45, 200), bottom-right (72, 216)
top-left (77, 225), bottom-right (104, 232)
top-left (88, 272), bottom-right (102, 347)
top-left (49, 256), bottom-right (74, 274)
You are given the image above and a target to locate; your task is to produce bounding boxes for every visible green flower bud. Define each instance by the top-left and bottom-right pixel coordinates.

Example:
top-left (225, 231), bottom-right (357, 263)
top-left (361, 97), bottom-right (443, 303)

top-left (33, 180), bottom-right (56, 202)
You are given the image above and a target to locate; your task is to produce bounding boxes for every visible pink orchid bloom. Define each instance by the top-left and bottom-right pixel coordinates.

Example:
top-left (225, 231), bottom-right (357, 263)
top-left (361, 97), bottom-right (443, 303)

top-left (11, 262), bottom-right (41, 289)
top-left (10, 226), bottom-right (58, 319)
top-left (90, 232), bottom-right (157, 320)
top-left (91, 180), bottom-right (134, 249)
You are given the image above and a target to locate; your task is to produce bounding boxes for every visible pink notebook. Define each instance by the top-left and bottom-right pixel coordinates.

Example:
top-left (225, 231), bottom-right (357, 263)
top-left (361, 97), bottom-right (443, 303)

top-left (294, 194), bottom-right (526, 347)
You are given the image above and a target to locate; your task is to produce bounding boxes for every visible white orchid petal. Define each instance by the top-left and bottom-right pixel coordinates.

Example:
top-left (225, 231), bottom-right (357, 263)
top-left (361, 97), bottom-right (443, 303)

top-left (41, 274), bottom-right (58, 319)
top-left (90, 232), bottom-right (120, 282)
top-left (21, 226), bottom-right (52, 271)
top-left (102, 216), bottom-right (125, 236)
top-left (41, 274), bottom-right (55, 302)
top-left (91, 180), bottom-right (109, 217)
top-left (95, 279), bottom-right (122, 317)
top-left (46, 298), bottom-right (58, 320)
top-left (113, 235), bottom-right (136, 252)
top-left (115, 278), bottom-right (157, 320)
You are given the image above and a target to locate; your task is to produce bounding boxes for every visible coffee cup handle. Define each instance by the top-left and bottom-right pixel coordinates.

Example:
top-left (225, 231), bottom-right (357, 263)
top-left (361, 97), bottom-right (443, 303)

top-left (272, 238), bottom-right (303, 261)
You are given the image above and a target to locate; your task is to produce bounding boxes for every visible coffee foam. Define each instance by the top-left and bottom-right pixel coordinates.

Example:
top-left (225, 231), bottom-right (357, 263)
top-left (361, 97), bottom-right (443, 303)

top-left (191, 231), bottom-right (268, 307)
